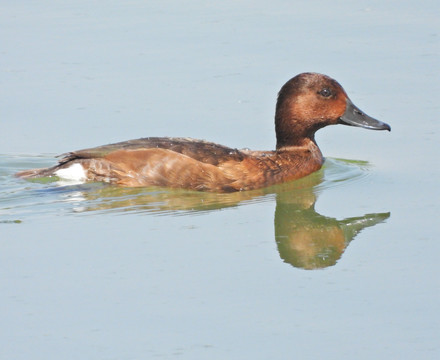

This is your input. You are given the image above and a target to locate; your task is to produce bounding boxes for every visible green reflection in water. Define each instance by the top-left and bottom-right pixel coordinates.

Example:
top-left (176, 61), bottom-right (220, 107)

top-left (274, 201), bottom-right (389, 270)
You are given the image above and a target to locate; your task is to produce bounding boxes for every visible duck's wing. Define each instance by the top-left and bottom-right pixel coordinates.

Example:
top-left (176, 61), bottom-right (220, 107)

top-left (58, 137), bottom-right (246, 166)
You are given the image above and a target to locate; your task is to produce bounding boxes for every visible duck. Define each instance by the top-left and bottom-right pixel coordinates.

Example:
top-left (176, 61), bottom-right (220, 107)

top-left (16, 72), bottom-right (390, 192)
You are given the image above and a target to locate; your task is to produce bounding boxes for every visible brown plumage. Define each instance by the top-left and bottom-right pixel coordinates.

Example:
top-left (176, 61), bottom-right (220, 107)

top-left (16, 73), bottom-right (390, 192)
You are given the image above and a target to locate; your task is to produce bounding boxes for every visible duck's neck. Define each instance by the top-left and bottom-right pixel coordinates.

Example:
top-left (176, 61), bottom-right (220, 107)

top-left (275, 114), bottom-right (323, 149)
top-left (276, 135), bottom-right (317, 151)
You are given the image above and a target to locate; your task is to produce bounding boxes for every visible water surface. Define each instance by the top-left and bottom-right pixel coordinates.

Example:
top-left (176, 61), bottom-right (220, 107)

top-left (2, 156), bottom-right (389, 271)
top-left (1, 1), bottom-right (439, 359)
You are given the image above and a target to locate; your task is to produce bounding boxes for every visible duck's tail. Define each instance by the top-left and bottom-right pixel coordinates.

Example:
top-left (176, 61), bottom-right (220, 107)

top-left (15, 166), bottom-right (57, 179)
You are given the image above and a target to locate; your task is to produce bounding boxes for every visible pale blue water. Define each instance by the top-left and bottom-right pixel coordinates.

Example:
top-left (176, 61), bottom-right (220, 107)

top-left (1, 1), bottom-right (439, 359)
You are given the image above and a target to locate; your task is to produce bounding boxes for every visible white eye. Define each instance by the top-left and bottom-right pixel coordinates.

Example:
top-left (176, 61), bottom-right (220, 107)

top-left (318, 88), bottom-right (332, 97)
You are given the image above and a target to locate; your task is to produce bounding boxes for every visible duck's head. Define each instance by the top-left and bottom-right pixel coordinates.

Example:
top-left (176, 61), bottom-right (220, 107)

top-left (275, 72), bottom-right (390, 149)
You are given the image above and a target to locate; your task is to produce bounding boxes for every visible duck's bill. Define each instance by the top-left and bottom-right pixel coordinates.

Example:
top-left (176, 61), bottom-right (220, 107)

top-left (339, 98), bottom-right (391, 131)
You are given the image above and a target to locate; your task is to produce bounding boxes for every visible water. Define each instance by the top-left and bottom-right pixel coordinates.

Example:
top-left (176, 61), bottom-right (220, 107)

top-left (1, 1), bottom-right (439, 359)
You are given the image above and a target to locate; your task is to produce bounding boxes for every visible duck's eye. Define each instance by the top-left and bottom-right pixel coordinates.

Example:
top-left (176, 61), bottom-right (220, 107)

top-left (318, 88), bottom-right (332, 98)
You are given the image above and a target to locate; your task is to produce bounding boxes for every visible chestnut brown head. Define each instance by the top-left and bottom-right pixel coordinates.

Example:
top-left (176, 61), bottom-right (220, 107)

top-left (275, 73), bottom-right (390, 149)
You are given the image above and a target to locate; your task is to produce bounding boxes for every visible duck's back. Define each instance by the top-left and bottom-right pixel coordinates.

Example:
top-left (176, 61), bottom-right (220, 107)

top-left (60, 137), bottom-right (246, 166)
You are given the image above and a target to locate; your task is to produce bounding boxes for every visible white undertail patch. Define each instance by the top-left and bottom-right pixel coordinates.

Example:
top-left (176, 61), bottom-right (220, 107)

top-left (54, 163), bottom-right (87, 185)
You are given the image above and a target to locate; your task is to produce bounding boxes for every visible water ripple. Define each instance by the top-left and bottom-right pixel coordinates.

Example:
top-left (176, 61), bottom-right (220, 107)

top-left (0, 154), bottom-right (372, 220)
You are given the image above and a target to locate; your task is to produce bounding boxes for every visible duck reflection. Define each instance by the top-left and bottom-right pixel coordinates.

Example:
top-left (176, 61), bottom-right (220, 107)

top-left (271, 168), bottom-right (389, 269)
top-left (60, 160), bottom-right (389, 270)
top-left (274, 194), bottom-right (389, 269)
